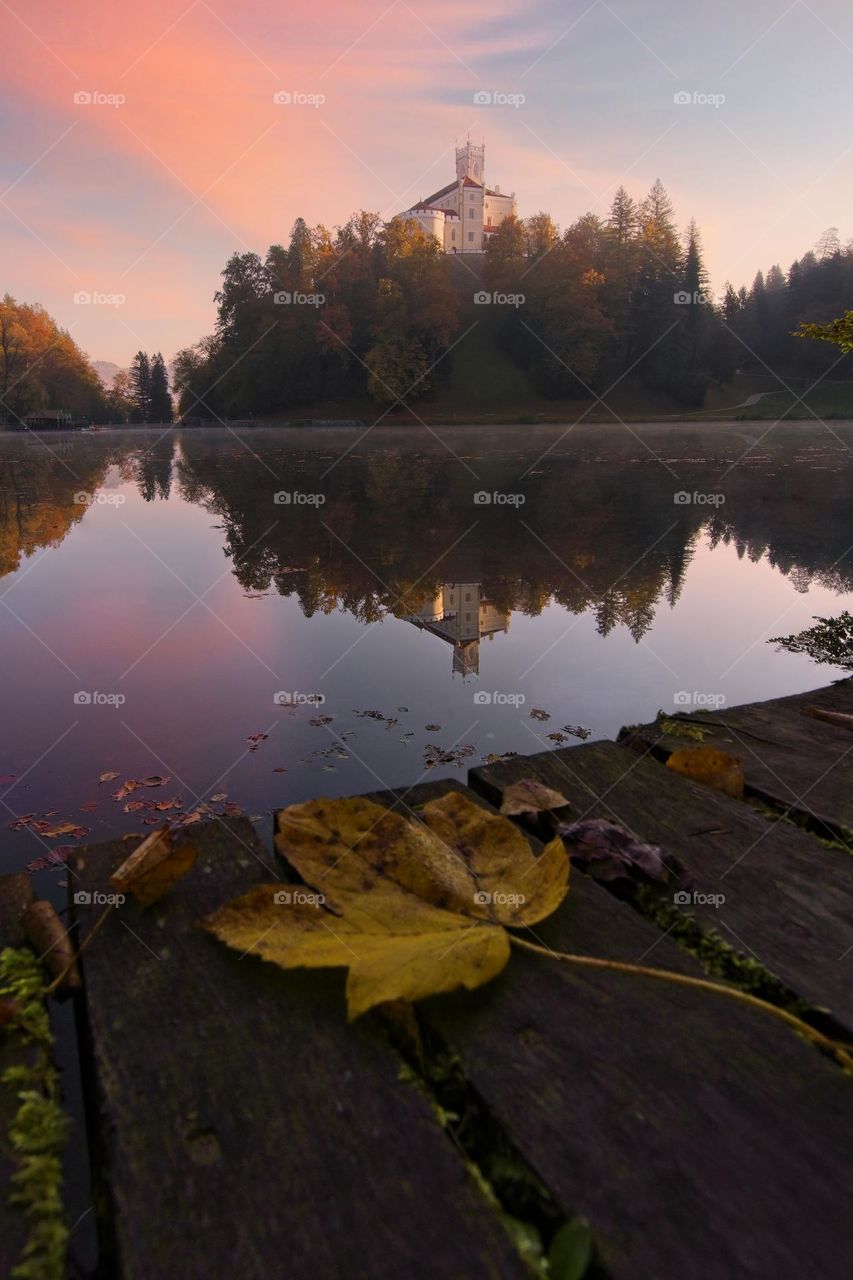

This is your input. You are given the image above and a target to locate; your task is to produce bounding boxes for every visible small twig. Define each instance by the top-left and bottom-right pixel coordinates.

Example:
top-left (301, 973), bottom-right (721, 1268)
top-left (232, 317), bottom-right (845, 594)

top-left (43, 903), bottom-right (115, 998)
top-left (510, 935), bottom-right (853, 1072)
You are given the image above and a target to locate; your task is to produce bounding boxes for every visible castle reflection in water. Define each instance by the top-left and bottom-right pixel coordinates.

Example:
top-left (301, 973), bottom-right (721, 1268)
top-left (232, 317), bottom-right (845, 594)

top-left (407, 583), bottom-right (511, 677)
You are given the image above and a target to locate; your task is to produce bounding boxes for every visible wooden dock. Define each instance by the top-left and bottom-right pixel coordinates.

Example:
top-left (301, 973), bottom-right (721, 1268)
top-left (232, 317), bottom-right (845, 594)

top-left (1, 679), bottom-right (852, 1279)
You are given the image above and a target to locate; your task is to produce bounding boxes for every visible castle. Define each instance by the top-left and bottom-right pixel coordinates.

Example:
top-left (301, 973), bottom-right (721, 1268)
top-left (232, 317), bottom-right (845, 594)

top-left (400, 140), bottom-right (517, 253)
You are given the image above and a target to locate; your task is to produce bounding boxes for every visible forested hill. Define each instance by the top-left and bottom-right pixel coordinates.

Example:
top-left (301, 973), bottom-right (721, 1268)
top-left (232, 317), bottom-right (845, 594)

top-left (173, 184), bottom-right (853, 422)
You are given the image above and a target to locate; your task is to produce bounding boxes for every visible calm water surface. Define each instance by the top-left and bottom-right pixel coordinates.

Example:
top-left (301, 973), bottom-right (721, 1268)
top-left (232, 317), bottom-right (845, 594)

top-left (2, 422), bottom-right (852, 880)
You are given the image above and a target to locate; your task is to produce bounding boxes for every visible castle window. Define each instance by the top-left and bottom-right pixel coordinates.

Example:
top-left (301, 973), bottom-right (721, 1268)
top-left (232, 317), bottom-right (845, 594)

top-left (468, 231), bottom-right (474, 241)
top-left (451, 228), bottom-right (456, 240)
top-left (469, 207), bottom-right (474, 218)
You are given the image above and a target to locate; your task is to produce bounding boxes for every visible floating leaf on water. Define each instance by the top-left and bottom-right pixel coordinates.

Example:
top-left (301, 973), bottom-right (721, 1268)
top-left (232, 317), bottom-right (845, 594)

top-left (666, 745), bottom-right (744, 799)
top-left (210, 793), bottom-right (227, 803)
top-left (500, 777), bottom-right (570, 818)
top-left (205, 791), bottom-right (568, 1018)
top-left (110, 825), bottom-right (198, 907)
top-left (530, 708), bottom-right (551, 722)
top-left (547, 732), bottom-right (568, 743)
top-left (557, 818), bottom-right (669, 884)
top-left (562, 724), bottom-right (591, 741)
top-left (424, 724), bottom-right (442, 732)
top-left (309, 715), bottom-right (333, 727)
top-left (79, 801), bottom-right (99, 813)
top-left (273, 767), bottom-right (287, 773)
top-left (98, 771), bottom-right (119, 784)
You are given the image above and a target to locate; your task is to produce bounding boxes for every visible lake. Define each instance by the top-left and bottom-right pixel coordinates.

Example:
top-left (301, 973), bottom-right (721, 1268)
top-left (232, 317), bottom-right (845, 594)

top-left (2, 421), bottom-right (852, 880)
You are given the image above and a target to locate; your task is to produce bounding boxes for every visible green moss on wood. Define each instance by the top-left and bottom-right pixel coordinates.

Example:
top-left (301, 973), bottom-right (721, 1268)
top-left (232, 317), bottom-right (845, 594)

top-left (0, 947), bottom-right (69, 1280)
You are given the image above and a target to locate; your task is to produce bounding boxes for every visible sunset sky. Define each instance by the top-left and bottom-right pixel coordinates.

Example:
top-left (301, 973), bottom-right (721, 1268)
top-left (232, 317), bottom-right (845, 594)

top-left (2, 0), bottom-right (852, 366)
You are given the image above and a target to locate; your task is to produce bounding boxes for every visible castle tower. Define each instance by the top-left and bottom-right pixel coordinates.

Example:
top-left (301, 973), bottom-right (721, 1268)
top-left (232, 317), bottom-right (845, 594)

top-left (455, 140), bottom-right (485, 184)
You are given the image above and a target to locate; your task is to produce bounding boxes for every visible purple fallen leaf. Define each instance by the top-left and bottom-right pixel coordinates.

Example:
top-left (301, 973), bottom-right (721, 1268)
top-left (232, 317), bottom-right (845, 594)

top-left (557, 818), bottom-right (669, 884)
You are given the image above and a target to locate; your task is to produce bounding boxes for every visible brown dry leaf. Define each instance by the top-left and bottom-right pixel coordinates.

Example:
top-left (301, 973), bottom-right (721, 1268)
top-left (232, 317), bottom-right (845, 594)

top-left (110, 825), bottom-right (198, 907)
top-left (24, 901), bottom-right (80, 991)
top-left (804, 705), bottom-right (853, 732)
top-left (98, 771), bottom-right (119, 783)
top-left (0, 997), bottom-right (20, 1030)
top-left (666, 745), bottom-right (744, 799)
top-left (205, 791), bottom-right (569, 1018)
top-left (500, 777), bottom-right (570, 818)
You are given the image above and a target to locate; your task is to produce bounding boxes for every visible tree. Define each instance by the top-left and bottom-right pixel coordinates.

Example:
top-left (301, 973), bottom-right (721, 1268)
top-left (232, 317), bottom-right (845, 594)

top-left (796, 312), bottom-right (853, 353)
top-left (149, 353), bottom-right (174, 422)
top-left (106, 370), bottom-right (134, 422)
top-left (129, 351), bottom-right (151, 422)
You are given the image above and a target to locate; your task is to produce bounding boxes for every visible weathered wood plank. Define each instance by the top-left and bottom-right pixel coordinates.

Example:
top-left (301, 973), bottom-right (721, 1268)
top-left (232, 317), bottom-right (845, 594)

top-left (468, 741), bottom-right (853, 1032)
top-left (71, 818), bottom-right (530, 1280)
top-left (0, 872), bottom-right (33, 949)
top-left (621, 676), bottom-right (853, 838)
top-left (0, 873), bottom-right (36, 1279)
top-left (362, 782), bottom-right (853, 1280)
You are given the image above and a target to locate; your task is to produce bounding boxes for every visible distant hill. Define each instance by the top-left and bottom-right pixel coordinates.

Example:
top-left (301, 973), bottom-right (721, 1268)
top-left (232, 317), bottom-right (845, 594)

top-left (93, 361), bottom-right (124, 388)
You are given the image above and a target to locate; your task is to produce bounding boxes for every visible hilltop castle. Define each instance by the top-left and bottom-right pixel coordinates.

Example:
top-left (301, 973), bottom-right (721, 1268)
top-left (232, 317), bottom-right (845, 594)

top-left (401, 140), bottom-right (517, 253)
